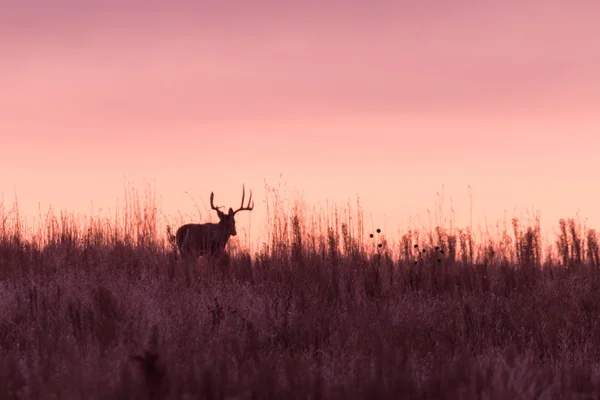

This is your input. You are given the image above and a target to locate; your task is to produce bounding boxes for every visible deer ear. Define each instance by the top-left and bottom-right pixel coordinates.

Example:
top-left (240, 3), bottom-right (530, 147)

top-left (229, 208), bottom-right (234, 215)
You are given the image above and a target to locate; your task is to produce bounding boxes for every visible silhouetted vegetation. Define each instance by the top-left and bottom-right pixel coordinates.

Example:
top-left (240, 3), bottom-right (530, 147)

top-left (1, 186), bottom-right (600, 399)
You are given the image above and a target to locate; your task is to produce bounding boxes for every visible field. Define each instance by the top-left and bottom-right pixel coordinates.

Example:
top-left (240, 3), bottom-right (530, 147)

top-left (1, 188), bottom-right (600, 399)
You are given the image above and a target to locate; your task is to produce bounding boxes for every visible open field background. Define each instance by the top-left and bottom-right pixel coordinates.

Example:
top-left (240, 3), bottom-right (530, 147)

top-left (3, 1), bottom-right (600, 398)
top-left (1, 187), bottom-right (600, 399)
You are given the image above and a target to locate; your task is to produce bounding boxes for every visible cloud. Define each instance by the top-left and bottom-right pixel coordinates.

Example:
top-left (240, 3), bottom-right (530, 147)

top-left (1, 1), bottom-right (599, 121)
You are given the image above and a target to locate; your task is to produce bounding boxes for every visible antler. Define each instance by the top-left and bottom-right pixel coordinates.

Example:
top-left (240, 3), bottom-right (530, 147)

top-left (233, 184), bottom-right (254, 215)
top-left (209, 192), bottom-right (224, 211)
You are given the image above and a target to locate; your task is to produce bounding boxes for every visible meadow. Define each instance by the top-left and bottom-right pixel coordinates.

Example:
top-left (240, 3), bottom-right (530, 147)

top-left (1, 186), bottom-right (600, 399)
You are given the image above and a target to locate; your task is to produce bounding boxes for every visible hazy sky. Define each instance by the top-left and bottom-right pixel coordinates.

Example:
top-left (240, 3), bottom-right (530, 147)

top-left (1, 0), bottom-right (599, 245)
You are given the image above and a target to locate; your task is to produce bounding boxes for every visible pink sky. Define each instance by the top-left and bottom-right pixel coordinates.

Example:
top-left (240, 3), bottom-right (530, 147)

top-left (1, 0), bottom-right (599, 246)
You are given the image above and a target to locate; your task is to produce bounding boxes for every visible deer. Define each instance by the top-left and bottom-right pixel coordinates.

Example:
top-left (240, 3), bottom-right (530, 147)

top-left (173, 185), bottom-right (254, 260)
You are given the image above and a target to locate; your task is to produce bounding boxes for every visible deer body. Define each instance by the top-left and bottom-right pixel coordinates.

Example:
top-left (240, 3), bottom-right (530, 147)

top-left (174, 185), bottom-right (253, 259)
top-left (176, 221), bottom-right (234, 258)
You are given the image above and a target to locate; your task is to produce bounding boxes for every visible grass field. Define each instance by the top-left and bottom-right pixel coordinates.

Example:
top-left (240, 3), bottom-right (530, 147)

top-left (1, 188), bottom-right (600, 399)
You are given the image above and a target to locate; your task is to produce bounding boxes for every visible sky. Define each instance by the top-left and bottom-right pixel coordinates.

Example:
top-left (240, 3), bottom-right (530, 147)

top-left (1, 0), bottom-right (599, 247)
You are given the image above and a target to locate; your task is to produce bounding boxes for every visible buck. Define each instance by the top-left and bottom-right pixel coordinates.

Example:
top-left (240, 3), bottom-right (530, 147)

top-left (174, 185), bottom-right (254, 259)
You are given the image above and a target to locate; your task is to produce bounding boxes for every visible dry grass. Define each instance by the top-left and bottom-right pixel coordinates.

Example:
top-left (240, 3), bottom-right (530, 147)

top-left (1, 187), bottom-right (600, 399)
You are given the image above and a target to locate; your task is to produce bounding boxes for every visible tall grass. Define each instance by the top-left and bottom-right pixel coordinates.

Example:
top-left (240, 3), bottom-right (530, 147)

top-left (1, 185), bottom-right (600, 399)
